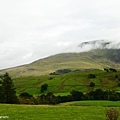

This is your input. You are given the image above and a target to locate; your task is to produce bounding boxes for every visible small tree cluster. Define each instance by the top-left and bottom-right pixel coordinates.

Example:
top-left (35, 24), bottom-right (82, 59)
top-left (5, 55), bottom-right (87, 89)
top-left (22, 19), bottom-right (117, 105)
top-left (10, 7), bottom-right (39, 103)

top-left (104, 68), bottom-right (117, 72)
top-left (35, 89), bottom-right (120, 105)
top-left (19, 92), bottom-right (38, 104)
top-left (37, 92), bottom-right (58, 104)
top-left (88, 89), bottom-right (120, 101)
top-left (70, 90), bottom-right (83, 101)
top-left (108, 91), bottom-right (120, 101)
top-left (37, 90), bottom-right (85, 105)
top-left (50, 69), bottom-right (71, 75)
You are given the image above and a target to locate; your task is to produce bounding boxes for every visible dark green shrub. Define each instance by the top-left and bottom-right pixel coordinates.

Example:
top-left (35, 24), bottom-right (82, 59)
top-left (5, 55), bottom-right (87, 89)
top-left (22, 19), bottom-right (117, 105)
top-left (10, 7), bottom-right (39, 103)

top-left (19, 92), bottom-right (38, 105)
top-left (70, 90), bottom-right (83, 101)
top-left (109, 68), bottom-right (117, 72)
top-left (109, 94), bottom-right (119, 101)
top-left (89, 82), bottom-right (95, 87)
top-left (88, 74), bottom-right (96, 78)
top-left (41, 83), bottom-right (48, 92)
top-left (108, 91), bottom-right (119, 101)
top-left (19, 92), bottom-right (33, 98)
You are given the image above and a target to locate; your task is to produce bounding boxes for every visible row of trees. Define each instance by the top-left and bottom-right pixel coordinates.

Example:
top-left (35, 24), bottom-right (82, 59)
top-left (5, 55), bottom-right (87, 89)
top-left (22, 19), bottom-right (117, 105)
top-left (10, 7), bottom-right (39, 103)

top-left (50, 69), bottom-right (72, 75)
top-left (36, 89), bottom-right (120, 105)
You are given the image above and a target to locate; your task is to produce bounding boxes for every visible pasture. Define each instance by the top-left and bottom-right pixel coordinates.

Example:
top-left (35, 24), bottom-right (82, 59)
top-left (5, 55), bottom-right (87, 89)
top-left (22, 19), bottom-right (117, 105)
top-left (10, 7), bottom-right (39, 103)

top-left (0, 101), bottom-right (120, 120)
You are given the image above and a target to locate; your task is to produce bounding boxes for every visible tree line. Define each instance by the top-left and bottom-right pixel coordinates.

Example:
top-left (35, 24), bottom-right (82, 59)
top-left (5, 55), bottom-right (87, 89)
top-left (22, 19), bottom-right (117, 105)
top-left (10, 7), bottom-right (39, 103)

top-left (36, 89), bottom-right (120, 105)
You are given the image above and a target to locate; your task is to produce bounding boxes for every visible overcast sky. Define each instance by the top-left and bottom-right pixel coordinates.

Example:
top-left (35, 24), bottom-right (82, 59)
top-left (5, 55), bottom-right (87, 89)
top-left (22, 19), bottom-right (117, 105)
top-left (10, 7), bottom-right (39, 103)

top-left (1, 0), bottom-right (120, 69)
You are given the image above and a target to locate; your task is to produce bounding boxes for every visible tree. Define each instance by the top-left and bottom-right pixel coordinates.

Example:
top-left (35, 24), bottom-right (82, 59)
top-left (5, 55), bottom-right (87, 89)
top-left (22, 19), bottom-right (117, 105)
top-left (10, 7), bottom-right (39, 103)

top-left (1, 72), bottom-right (19, 104)
top-left (89, 82), bottom-right (95, 87)
top-left (0, 86), bottom-right (4, 103)
top-left (19, 92), bottom-right (38, 104)
top-left (37, 92), bottom-right (59, 104)
top-left (19, 92), bottom-right (33, 98)
top-left (88, 74), bottom-right (96, 79)
top-left (108, 91), bottom-right (119, 101)
top-left (41, 83), bottom-right (48, 92)
top-left (70, 90), bottom-right (83, 101)
top-left (109, 68), bottom-right (117, 72)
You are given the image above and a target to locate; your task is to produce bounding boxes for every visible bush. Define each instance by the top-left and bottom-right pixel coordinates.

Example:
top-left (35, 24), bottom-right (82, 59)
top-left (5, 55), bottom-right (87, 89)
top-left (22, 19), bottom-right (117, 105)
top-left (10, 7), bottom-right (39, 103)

top-left (41, 83), bottom-right (48, 92)
top-left (19, 92), bottom-right (38, 105)
top-left (109, 68), bottom-right (117, 72)
top-left (89, 82), bottom-right (95, 87)
top-left (108, 91), bottom-right (119, 101)
top-left (70, 90), bottom-right (83, 101)
top-left (88, 74), bottom-right (96, 78)
top-left (106, 108), bottom-right (119, 120)
top-left (109, 94), bottom-right (119, 101)
top-left (19, 92), bottom-right (33, 98)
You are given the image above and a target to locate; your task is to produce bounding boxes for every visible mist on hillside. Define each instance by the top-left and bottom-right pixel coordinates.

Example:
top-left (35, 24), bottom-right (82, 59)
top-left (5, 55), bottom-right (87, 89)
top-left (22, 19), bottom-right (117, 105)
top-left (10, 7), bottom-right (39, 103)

top-left (64, 39), bottom-right (120, 53)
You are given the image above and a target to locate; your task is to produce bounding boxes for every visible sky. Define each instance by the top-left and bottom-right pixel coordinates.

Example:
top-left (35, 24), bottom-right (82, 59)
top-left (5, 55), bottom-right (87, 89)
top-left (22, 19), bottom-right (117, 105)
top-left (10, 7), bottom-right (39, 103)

top-left (1, 0), bottom-right (120, 69)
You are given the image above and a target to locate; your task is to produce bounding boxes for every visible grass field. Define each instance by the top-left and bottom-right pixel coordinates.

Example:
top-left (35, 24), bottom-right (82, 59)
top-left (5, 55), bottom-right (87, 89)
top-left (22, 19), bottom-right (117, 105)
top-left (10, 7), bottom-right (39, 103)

top-left (0, 101), bottom-right (120, 120)
top-left (59, 100), bottom-right (120, 107)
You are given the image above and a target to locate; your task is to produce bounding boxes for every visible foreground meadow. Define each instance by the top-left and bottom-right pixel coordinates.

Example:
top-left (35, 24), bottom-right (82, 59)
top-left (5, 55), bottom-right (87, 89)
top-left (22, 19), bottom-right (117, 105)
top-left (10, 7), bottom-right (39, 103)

top-left (0, 102), bottom-right (120, 120)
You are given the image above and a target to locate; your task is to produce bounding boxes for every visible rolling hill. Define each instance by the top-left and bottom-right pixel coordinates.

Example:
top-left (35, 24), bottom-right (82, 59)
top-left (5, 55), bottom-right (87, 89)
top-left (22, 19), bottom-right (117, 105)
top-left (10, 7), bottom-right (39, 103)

top-left (13, 68), bottom-right (120, 96)
top-left (0, 48), bottom-right (120, 77)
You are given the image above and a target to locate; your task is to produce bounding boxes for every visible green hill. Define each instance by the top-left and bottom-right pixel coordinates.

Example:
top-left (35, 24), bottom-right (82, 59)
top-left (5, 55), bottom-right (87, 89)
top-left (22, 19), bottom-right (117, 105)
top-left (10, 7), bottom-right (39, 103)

top-left (0, 49), bottom-right (120, 77)
top-left (13, 69), bottom-right (120, 96)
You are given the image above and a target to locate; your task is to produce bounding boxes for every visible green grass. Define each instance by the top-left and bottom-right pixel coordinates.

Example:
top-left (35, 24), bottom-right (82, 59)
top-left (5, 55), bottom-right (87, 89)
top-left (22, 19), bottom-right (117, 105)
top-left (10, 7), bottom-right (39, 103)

top-left (12, 69), bottom-right (120, 96)
top-left (59, 100), bottom-right (120, 107)
top-left (0, 104), bottom-right (120, 120)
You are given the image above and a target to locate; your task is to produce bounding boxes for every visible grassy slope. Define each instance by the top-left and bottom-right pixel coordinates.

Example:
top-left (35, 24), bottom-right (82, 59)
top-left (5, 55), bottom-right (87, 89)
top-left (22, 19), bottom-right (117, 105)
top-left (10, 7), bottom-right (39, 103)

top-left (13, 69), bottom-right (120, 96)
top-left (0, 49), bottom-right (120, 77)
top-left (0, 103), bottom-right (120, 120)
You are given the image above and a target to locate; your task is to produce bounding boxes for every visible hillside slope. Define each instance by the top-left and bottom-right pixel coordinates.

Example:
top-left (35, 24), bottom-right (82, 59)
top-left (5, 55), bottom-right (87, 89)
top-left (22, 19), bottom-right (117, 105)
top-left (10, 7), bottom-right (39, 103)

top-left (14, 69), bottom-right (120, 95)
top-left (0, 49), bottom-right (120, 76)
